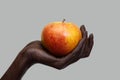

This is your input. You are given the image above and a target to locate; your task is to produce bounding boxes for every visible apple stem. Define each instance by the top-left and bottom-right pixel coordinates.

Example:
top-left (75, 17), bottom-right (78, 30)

top-left (62, 19), bottom-right (66, 23)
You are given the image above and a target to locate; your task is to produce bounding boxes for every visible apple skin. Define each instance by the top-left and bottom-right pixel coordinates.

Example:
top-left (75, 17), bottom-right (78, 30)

top-left (41, 22), bottom-right (82, 57)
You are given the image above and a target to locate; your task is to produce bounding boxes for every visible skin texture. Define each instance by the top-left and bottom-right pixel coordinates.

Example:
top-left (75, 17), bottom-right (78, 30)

top-left (1, 25), bottom-right (94, 80)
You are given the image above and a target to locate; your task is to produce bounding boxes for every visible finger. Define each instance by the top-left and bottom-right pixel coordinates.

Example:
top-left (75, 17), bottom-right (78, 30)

top-left (86, 33), bottom-right (94, 57)
top-left (88, 33), bottom-right (94, 48)
top-left (80, 40), bottom-right (89, 58)
top-left (80, 25), bottom-right (86, 32)
top-left (72, 31), bottom-right (87, 54)
top-left (81, 33), bottom-right (94, 58)
top-left (76, 36), bottom-right (87, 59)
top-left (78, 38), bottom-right (87, 58)
top-left (80, 25), bottom-right (87, 37)
top-left (78, 31), bottom-right (88, 57)
top-left (75, 31), bottom-right (88, 59)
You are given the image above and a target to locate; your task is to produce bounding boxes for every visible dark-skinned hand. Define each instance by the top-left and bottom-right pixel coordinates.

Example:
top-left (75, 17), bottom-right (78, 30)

top-left (22, 25), bottom-right (94, 69)
top-left (1, 25), bottom-right (94, 80)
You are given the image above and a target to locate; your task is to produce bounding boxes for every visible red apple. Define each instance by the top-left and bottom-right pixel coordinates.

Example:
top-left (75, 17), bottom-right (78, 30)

top-left (41, 20), bottom-right (82, 57)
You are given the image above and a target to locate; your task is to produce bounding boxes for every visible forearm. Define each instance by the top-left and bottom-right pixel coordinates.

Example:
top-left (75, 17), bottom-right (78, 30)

top-left (1, 52), bottom-right (32, 80)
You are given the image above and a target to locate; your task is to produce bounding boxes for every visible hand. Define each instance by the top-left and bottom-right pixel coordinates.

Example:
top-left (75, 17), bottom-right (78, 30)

top-left (23, 25), bottom-right (94, 70)
top-left (1, 25), bottom-right (94, 80)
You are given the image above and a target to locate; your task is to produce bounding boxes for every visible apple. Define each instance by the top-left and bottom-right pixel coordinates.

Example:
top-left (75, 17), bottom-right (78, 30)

top-left (41, 20), bottom-right (82, 57)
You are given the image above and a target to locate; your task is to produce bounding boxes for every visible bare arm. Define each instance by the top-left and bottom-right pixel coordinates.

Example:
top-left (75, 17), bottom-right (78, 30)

top-left (0, 46), bottom-right (34, 80)
top-left (1, 25), bottom-right (94, 80)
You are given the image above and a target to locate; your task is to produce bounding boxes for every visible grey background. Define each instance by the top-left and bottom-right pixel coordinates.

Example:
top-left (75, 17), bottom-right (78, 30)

top-left (0, 0), bottom-right (120, 80)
